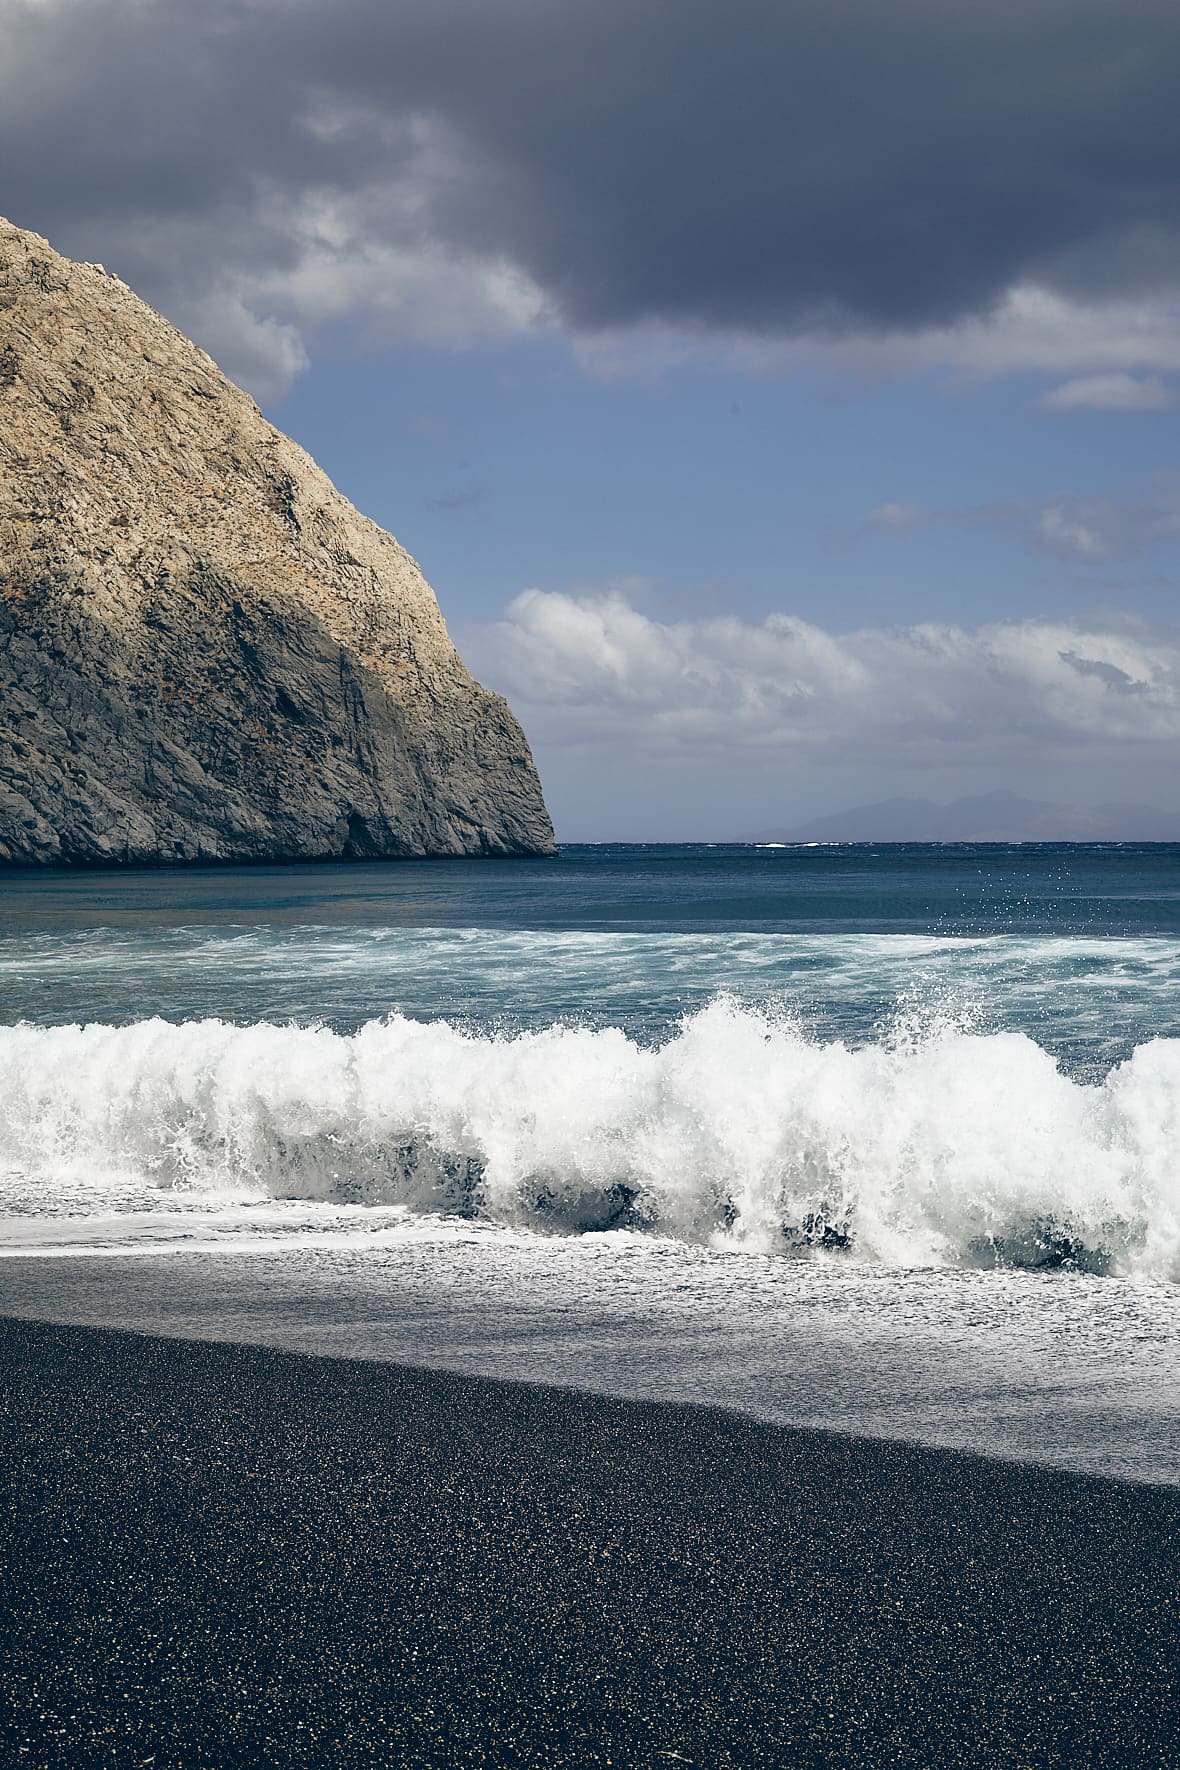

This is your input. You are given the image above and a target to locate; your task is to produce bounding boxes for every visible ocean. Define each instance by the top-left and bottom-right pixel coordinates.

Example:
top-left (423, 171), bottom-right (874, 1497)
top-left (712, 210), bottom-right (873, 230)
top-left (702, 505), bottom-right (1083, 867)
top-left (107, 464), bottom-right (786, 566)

top-left (3, 842), bottom-right (1180, 1484)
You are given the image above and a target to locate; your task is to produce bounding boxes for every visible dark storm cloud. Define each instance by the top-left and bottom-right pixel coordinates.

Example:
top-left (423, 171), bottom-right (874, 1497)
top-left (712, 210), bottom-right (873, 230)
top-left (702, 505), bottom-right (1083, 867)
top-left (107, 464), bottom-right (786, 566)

top-left (5, 0), bottom-right (1180, 341)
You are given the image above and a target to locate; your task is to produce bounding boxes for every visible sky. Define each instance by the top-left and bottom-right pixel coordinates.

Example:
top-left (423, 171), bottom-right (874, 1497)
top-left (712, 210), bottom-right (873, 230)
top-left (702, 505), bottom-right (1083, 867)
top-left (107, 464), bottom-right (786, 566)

top-left (4, 0), bottom-right (1180, 837)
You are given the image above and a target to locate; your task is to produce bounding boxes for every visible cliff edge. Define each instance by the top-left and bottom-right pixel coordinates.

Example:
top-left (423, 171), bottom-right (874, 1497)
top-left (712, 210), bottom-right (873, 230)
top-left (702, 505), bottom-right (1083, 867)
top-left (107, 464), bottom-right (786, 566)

top-left (0, 219), bottom-right (555, 865)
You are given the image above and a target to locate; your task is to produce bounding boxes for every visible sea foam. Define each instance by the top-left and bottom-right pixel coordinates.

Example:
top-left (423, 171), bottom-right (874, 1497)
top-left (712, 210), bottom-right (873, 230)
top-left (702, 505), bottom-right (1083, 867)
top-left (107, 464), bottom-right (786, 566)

top-left (2, 998), bottom-right (1179, 1274)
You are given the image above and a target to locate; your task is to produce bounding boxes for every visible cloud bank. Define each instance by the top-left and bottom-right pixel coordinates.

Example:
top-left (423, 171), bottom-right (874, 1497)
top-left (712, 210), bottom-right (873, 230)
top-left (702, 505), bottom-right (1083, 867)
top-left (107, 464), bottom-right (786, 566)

top-left (6, 0), bottom-right (1180, 393)
top-left (469, 591), bottom-right (1180, 770)
top-left (1040, 374), bottom-right (1179, 413)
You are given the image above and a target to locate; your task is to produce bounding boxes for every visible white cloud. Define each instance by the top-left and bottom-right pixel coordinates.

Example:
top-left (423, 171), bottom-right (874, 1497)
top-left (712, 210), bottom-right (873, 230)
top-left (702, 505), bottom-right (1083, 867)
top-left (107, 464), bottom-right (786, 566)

top-left (164, 288), bottom-right (310, 407)
top-left (1040, 373), bottom-right (1178, 412)
top-left (864, 503), bottom-right (932, 531)
top-left (1027, 478), bottom-right (1180, 562)
top-left (241, 182), bottom-right (553, 346)
top-left (858, 472), bottom-right (1180, 564)
top-left (468, 590), bottom-right (1180, 764)
top-left (574, 284), bottom-right (1180, 394)
top-left (888, 286), bottom-right (1180, 382)
top-left (1034, 505), bottom-right (1110, 561)
top-left (42, 177), bottom-right (553, 402)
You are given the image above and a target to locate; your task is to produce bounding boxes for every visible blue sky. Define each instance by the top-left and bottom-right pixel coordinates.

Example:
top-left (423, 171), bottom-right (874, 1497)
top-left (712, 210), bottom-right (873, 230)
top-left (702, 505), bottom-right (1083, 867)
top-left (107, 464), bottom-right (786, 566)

top-left (274, 335), bottom-right (1180, 633)
top-left (5, 0), bottom-right (1180, 837)
top-left (270, 328), bottom-right (1180, 836)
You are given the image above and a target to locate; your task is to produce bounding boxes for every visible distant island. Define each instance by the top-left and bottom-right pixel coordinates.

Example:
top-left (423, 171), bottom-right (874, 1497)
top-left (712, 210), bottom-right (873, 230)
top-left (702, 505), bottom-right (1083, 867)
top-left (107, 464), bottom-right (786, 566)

top-left (750, 790), bottom-right (1180, 844)
top-left (0, 219), bottom-right (554, 866)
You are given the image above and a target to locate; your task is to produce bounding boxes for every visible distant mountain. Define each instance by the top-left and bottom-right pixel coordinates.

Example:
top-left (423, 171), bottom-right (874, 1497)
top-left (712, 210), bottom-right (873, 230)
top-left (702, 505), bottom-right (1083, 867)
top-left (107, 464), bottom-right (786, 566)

top-left (749, 790), bottom-right (1180, 844)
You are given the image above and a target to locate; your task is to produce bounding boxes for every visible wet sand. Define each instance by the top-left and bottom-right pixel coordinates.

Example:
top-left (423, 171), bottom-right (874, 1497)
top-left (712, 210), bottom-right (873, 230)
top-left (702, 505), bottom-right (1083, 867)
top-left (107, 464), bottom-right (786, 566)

top-left (0, 1315), bottom-right (1177, 1767)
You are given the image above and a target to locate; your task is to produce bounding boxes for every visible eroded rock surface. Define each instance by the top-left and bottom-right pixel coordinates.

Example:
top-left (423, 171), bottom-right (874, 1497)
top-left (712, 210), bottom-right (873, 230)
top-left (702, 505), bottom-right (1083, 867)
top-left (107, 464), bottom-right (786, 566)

top-left (0, 219), bottom-right (555, 865)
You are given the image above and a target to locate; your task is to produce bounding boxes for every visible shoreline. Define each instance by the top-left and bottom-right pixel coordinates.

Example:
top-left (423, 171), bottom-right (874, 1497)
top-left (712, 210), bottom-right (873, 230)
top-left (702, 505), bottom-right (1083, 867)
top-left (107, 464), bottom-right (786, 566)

top-left (1, 1316), bottom-right (1178, 1767)
top-left (2, 1247), bottom-right (1178, 1489)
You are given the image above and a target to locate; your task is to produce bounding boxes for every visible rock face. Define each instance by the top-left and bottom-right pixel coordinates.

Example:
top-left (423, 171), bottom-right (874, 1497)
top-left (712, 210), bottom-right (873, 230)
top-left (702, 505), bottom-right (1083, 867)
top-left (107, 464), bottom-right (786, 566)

top-left (0, 219), bottom-right (555, 865)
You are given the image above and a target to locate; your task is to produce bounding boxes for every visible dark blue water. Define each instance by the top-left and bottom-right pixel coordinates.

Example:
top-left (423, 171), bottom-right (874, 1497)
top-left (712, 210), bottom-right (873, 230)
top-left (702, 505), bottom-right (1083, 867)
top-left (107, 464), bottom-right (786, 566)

top-left (3, 845), bottom-right (1179, 1059)
top-left (4, 843), bottom-right (1180, 936)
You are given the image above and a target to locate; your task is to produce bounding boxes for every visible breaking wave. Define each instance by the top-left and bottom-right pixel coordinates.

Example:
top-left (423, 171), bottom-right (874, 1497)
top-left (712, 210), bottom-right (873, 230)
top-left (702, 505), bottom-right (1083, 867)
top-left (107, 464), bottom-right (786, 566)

top-left (2, 999), bottom-right (1179, 1275)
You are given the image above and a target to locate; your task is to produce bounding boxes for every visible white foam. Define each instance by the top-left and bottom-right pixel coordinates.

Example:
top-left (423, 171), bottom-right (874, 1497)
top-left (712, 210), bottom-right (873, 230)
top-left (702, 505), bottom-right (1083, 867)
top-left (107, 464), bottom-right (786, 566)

top-left (2, 998), bottom-right (1179, 1274)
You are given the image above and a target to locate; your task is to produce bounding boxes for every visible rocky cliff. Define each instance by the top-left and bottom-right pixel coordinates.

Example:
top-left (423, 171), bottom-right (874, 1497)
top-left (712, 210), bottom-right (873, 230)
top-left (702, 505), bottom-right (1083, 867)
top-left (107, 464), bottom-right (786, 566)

top-left (0, 219), bottom-right (555, 865)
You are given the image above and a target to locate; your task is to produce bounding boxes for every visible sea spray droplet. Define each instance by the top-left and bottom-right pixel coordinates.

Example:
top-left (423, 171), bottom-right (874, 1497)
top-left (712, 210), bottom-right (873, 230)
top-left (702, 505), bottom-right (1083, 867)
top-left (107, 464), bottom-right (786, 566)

top-left (1, 1000), bottom-right (1179, 1277)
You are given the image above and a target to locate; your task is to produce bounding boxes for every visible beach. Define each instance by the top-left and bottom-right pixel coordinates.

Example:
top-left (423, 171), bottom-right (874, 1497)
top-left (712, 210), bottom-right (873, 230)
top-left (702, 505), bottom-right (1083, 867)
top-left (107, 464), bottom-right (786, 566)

top-left (4, 849), bottom-right (1180, 1763)
top-left (2, 1315), bottom-right (1177, 1768)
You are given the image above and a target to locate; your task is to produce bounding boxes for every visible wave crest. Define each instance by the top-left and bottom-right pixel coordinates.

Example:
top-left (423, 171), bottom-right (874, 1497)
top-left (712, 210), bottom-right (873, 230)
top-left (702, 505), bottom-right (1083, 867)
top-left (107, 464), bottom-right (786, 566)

top-left (2, 1000), bottom-right (1179, 1274)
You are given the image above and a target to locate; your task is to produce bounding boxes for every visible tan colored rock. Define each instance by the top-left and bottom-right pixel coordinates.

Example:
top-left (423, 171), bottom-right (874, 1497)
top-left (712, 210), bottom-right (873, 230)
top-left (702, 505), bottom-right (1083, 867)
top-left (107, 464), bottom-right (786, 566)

top-left (0, 218), bottom-right (555, 864)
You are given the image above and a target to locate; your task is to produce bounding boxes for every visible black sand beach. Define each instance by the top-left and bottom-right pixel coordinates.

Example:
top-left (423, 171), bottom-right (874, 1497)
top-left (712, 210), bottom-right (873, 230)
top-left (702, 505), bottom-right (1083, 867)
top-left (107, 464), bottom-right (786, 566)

top-left (1, 1318), bottom-right (1177, 1768)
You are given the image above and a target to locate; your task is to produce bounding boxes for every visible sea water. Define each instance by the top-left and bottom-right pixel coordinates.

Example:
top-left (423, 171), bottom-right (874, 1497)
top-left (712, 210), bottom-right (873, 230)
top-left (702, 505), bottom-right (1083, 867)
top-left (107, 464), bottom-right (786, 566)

top-left (2, 842), bottom-right (1179, 1482)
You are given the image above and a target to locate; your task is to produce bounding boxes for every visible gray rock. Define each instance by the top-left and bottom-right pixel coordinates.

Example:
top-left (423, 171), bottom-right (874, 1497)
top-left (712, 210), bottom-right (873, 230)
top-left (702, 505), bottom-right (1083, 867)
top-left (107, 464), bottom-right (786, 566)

top-left (0, 218), bottom-right (555, 865)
